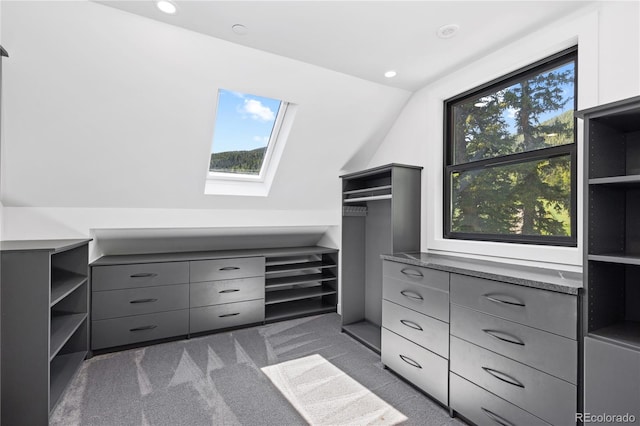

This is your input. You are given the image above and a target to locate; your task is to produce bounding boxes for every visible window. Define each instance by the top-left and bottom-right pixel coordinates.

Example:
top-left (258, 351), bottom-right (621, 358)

top-left (209, 89), bottom-right (288, 180)
top-left (444, 47), bottom-right (577, 246)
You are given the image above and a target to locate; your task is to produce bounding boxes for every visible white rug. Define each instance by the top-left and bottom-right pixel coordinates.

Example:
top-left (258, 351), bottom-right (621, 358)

top-left (262, 354), bottom-right (408, 425)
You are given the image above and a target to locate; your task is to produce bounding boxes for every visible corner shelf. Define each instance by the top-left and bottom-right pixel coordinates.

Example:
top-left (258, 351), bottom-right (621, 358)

top-left (1, 239), bottom-right (91, 424)
top-left (263, 248), bottom-right (338, 322)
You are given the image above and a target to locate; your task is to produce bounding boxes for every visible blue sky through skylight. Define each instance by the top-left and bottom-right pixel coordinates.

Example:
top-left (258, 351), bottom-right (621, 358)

top-left (211, 89), bottom-right (282, 154)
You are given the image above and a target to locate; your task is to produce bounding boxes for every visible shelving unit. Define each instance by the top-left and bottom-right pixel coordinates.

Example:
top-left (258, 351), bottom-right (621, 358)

top-left (1, 239), bottom-right (91, 424)
top-left (340, 164), bottom-right (422, 353)
top-left (264, 247), bottom-right (338, 322)
top-left (578, 96), bottom-right (640, 417)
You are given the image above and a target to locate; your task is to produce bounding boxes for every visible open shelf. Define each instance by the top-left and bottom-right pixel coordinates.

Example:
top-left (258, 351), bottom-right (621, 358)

top-left (50, 313), bottom-right (87, 360)
top-left (265, 298), bottom-right (336, 322)
top-left (51, 269), bottom-right (88, 306)
top-left (343, 194), bottom-right (392, 203)
top-left (265, 272), bottom-right (336, 288)
top-left (266, 260), bottom-right (336, 274)
top-left (589, 321), bottom-right (640, 351)
top-left (49, 350), bottom-right (87, 412)
top-left (342, 320), bottom-right (381, 354)
top-left (343, 185), bottom-right (392, 196)
top-left (589, 175), bottom-right (640, 186)
top-left (588, 253), bottom-right (640, 265)
top-left (265, 286), bottom-right (336, 305)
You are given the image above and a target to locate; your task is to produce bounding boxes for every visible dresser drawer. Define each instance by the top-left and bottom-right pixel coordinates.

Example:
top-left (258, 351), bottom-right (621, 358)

top-left (190, 299), bottom-right (265, 334)
top-left (382, 268), bottom-right (449, 323)
top-left (381, 328), bottom-right (448, 405)
top-left (92, 262), bottom-right (189, 291)
top-left (451, 304), bottom-right (577, 384)
top-left (450, 373), bottom-right (551, 426)
top-left (382, 299), bottom-right (448, 358)
top-left (383, 261), bottom-right (449, 292)
top-left (190, 276), bottom-right (264, 308)
top-left (190, 257), bottom-right (265, 283)
top-left (92, 284), bottom-right (189, 320)
top-left (450, 336), bottom-right (576, 426)
top-left (92, 309), bottom-right (188, 350)
top-left (450, 273), bottom-right (577, 339)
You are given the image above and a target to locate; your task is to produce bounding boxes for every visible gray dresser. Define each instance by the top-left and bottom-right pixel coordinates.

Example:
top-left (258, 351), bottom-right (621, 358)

top-left (380, 253), bottom-right (582, 426)
top-left (381, 260), bottom-right (449, 405)
top-left (90, 246), bottom-right (337, 351)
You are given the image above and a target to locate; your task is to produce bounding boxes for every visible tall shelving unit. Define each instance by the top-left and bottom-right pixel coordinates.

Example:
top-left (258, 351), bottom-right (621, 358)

top-left (1, 239), bottom-right (91, 424)
top-left (577, 96), bottom-right (640, 417)
top-left (340, 164), bottom-right (422, 353)
top-left (264, 247), bottom-right (338, 322)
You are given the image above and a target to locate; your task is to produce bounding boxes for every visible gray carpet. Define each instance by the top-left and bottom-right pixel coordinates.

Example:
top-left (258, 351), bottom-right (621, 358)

top-left (50, 314), bottom-right (466, 426)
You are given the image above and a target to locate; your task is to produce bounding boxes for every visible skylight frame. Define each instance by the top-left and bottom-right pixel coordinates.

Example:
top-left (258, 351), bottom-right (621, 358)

top-left (207, 94), bottom-right (289, 184)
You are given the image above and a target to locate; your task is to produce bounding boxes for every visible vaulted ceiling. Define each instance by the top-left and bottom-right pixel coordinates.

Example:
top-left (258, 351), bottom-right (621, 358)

top-left (97, 1), bottom-right (595, 91)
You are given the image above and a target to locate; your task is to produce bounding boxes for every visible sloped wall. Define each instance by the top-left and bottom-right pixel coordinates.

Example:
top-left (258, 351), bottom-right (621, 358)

top-left (0, 1), bottom-right (410, 241)
top-left (368, 1), bottom-right (640, 269)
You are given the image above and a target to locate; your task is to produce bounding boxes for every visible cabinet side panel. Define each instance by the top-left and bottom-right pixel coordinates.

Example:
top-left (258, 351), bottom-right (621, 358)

top-left (340, 216), bottom-right (365, 324)
top-left (584, 337), bottom-right (640, 419)
top-left (364, 200), bottom-right (392, 326)
top-left (625, 131), bottom-right (640, 175)
top-left (391, 167), bottom-right (421, 253)
top-left (1, 251), bottom-right (51, 425)
top-left (589, 120), bottom-right (626, 178)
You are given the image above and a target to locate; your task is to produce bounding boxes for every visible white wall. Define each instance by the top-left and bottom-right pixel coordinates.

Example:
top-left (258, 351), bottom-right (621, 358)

top-left (368, 1), bottom-right (640, 270)
top-left (0, 1), bottom-right (410, 241)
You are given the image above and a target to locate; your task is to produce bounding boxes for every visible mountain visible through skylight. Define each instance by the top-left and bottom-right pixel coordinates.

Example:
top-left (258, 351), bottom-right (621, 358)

top-left (210, 89), bottom-right (283, 175)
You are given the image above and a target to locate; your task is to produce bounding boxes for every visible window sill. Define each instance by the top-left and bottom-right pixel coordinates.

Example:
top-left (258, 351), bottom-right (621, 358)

top-left (204, 179), bottom-right (270, 197)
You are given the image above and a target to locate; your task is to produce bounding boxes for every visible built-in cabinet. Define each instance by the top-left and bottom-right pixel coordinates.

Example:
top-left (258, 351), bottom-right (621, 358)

top-left (577, 96), bottom-right (640, 418)
top-left (380, 254), bottom-right (580, 426)
top-left (1, 239), bottom-right (90, 425)
top-left (341, 164), bottom-right (422, 353)
top-left (90, 246), bottom-right (338, 351)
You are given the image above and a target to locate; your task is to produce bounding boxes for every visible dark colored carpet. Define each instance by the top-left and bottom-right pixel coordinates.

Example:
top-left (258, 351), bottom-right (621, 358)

top-left (50, 313), bottom-right (465, 425)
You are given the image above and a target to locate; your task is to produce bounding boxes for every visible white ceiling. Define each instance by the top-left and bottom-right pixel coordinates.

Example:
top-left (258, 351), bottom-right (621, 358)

top-left (96, 0), bottom-right (595, 91)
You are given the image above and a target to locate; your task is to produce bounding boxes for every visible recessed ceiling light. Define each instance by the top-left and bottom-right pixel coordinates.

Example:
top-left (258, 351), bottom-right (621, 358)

top-left (156, 0), bottom-right (177, 15)
top-left (437, 24), bottom-right (459, 39)
top-left (232, 24), bottom-right (249, 36)
top-left (384, 70), bottom-right (397, 78)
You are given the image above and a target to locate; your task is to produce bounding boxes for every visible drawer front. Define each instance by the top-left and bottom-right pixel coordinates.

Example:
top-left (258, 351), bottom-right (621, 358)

top-left (383, 276), bottom-right (449, 322)
top-left (190, 299), bottom-right (265, 334)
top-left (383, 261), bottom-right (449, 292)
top-left (190, 277), bottom-right (264, 308)
top-left (451, 304), bottom-right (577, 384)
top-left (92, 262), bottom-right (189, 291)
top-left (92, 284), bottom-right (189, 320)
top-left (382, 299), bottom-right (449, 358)
top-left (92, 309), bottom-right (188, 350)
top-left (190, 257), bottom-right (265, 283)
top-left (450, 336), bottom-right (576, 426)
top-left (381, 328), bottom-right (448, 405)
top-left (450, 373), bottom-right (551, 426)
top-left (450, 273), bottom-right (577, 339)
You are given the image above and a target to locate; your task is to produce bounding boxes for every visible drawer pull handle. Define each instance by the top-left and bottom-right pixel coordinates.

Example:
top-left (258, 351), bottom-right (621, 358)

top-left (130, 273), bottom-right (158, 278)
top-left (482, 367), bottom-right (525, 388)
top-left (219, 266), bottom-right (240, 271)
top-left (481, 407), bottom-right (515, 426)
top-left (482, 329), bottom-right (525, 346)
top-left (129, 298), bottom-right (158, 304)
top-left (399, 354), bottom-right (422, 369)
top-left (130, 325), bottom-right (157, 332)
top-left (400, 268), bottom-right (424, 278)
top-left (400, 319), bottom-right (423, 331)
top-left (400, 290), bottom-right (424, 301)
top-left (219, 312), bottom-right (240, 318)
top-left (219, 289), bottom-right (240, 293)
top-left (483, 294), bottom-right (526, 307)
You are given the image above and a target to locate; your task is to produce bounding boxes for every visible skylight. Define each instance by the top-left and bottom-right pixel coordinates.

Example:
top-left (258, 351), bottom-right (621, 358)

top-left (209, 89), bottom-right (286, 178)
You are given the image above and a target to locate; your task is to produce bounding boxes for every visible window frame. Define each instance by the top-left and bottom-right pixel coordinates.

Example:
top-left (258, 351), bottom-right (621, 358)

top-left (207, 93), bottom-right (289, 183)
top-left (443, 46), bottom-right (578, 247)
